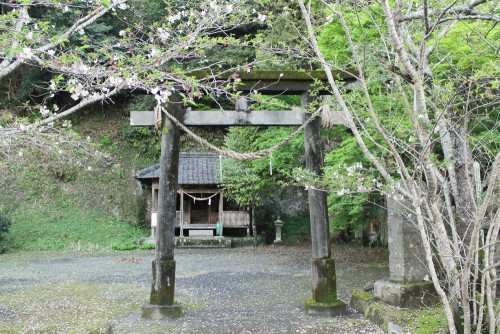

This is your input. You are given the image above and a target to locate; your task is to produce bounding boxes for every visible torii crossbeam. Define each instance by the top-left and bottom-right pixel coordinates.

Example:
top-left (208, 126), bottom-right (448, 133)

top-left (135, 70), bottom-right (355, 319)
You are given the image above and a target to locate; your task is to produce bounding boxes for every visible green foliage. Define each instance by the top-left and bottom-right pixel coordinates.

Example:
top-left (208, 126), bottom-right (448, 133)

top-left (318, 3), bottom-right (386, 67)
top-left (327, 192), bottom-right (383, 232)
top-left (112, 242), bottom-right (155, 250)
top-left (252, 1), bottom-right (313, 69)
top-left (318, 128), bottom-right (385, 232)
top-left (138, 243), bottom-right (155, 250)
top-left (0, 213), bottom-right (11, 253)
top-left (122, 125), bottom-right (161, 160)
top-left (8, 198), bottom-right (146, 251)
top-left (195, 44), bottom-right (256, 70)
top-left (281, 215), bottom-right (311, 244)
top-left (222, 125), bottom-right (305, 207)
top-left (112, 243), bottom-right (137, 251)
top-left (97, 135), bottom-right (113, 147)
top-left (0, 106), bottom-right (156, 251)
top-left (431, 22), bottom-right (500, 78)
top-left (123, 95), bottom-right (158, 114)
top-left (407, 307), bottom-right (448, 334)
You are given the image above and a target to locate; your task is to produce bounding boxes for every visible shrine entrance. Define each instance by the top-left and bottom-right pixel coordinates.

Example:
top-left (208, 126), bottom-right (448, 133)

top-left (131, 70), bottom-right (356, 319)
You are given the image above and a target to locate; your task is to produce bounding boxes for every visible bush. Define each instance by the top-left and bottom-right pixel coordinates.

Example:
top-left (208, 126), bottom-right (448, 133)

top-left (0, 213), bottom-right (11, 253)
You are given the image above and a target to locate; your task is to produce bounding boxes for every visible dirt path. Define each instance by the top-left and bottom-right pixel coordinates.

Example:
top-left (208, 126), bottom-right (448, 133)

top-left (0, 245), bottom-right (388, 333)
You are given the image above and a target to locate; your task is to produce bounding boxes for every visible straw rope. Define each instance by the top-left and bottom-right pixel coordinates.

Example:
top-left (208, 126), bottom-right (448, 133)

top-left (183, 191), bottom-right (220, 201)
top-left (160, 105), bottom-right (319, 161)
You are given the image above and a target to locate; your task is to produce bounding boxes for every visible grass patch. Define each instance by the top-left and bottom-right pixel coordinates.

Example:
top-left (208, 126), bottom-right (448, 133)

top-left (138, 243), bottom-right (155, 250)
top-left (8, 198), bottom-right (147, 251)
top-left (391, 306), bottom-right (448, 333)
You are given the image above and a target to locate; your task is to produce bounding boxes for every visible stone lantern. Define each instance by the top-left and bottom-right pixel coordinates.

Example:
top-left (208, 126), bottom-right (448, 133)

top-left (274, 216), bottom-right (284, 244)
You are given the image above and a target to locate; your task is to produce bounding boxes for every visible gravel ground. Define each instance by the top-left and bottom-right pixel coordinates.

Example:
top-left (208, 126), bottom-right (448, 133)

top-left (0, 244), bottom-right (388, 334)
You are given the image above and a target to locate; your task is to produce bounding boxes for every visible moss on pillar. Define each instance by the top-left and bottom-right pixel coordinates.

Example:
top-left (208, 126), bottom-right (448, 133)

top-left (149, 260), bottom-right (176, 306)
top-left (311, 258), bottom-right (338, 303)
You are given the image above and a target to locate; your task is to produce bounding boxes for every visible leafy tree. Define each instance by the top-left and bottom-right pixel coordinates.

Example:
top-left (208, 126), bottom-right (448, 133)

top-left (222, 124), bottom-right (305, 208)
top-left (295, 0), bottom-right (500, 332)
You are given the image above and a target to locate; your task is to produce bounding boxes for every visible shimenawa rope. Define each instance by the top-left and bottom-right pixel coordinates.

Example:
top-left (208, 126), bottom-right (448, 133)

top-left (159, 105), bottom-right (320, 161)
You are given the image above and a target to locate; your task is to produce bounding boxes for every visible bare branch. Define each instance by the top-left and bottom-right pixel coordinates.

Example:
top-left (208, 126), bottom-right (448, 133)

top-left (33, 84), bottom-right (125, 129)
top-left (400, 0), bottom-right (491, 22)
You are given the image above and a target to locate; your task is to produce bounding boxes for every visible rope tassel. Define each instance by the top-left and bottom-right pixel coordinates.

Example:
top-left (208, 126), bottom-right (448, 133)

top-left (154, 104), bottom-right (162, 131)
top-left (269, 153), bottom-right (273, 176)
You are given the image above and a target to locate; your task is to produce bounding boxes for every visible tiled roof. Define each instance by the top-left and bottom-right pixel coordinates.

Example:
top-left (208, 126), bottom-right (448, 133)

top-left (135, 152), bottom-right (222, 185)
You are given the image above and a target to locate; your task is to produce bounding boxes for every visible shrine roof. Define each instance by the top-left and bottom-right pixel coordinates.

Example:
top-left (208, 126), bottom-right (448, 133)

top-left (135, 152), bottom-right (222, 185)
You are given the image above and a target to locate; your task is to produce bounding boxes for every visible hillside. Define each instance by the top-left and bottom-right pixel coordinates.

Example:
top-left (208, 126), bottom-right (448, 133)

top-left (0, 104), bottom-right (155, 251)
top-left (0, 96), bottom-right (238, 252)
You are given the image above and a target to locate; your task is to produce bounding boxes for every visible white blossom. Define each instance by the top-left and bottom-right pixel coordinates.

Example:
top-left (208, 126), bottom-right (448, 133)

top-left (19, 47), bottom-right (33, 60)
top-left (39, 106), bottom-right (50, 117)
top-left (154, 89), bottom-right (171, 104)
top-left (108, 76), bottom-right (123, 86)
top-left (149, 48), bottom-right (161, 58)
top-left (209, 1), bottom-right (218, 10)
top-left (157, 28), bottom-right (170, 40)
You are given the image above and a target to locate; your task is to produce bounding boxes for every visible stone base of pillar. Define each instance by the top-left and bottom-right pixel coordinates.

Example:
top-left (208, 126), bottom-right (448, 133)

top-left (373, 279), bottom-right (439, 308)
top-left (149, 260), bottom-right (176, 305)
top-left (143, 259), bottom-right (182, 319)
top-left (305, 258), bottom-right (346, 316)
top-left (142, 303), bottom-right (182, 320)
top-left (311, 258), bottom-right (337, 303)
top-left (305, 299), bottom-right (347, 316)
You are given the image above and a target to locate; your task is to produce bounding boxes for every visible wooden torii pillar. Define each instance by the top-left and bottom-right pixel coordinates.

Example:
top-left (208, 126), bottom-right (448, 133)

top-left (141, 93), bottom-right (183, 319)
top-left (132, 71), bottom-right (356, 319)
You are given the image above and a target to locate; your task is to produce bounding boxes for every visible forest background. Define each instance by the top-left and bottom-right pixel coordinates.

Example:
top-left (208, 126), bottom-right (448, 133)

top-left (0, 0), bottom-right (387, 251)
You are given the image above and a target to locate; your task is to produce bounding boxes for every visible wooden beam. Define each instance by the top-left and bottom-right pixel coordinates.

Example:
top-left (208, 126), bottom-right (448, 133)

top-left (131, 108), bottom-right (347, 127)
top-left (184, 108), bottom-right (307, 126)
top-left (179, 188), bottom-right (219, 194)
top-left (130, 110), bottom-right (155, 126)
top-left (189, 70), bottom-right (357, 95)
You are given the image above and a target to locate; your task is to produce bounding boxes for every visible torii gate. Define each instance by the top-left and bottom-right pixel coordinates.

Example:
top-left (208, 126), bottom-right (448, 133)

top-left (132, 71), bottom-right (355, 319)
